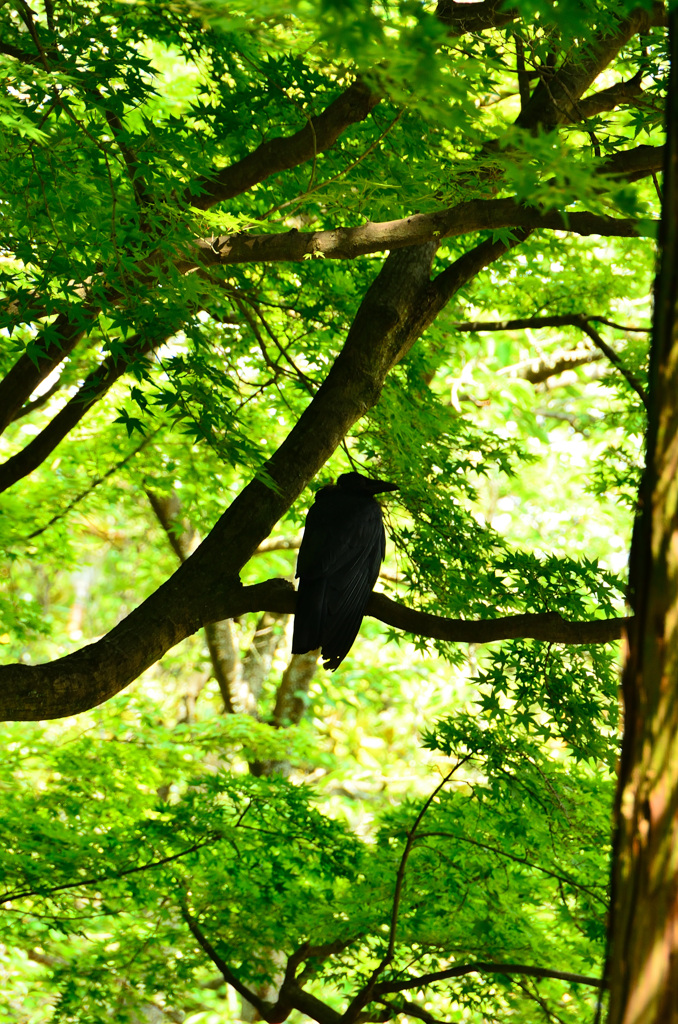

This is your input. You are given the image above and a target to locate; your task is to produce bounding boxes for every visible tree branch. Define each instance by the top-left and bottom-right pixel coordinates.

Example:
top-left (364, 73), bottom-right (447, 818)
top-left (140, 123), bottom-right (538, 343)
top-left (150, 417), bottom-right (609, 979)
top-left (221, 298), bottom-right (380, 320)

top-left (450, 313), bottom-right (648, 405)
top-left (9, 378), bottom-right (62, 421)
top-left (224, 582), bottom-right (627, 648)
top-left (575, 319), bottom-right (648, 408)
top-left (0, 308), bottom-right (95, 435)
top-left (183, 913), bottom-right (345, 1024)
top-left (0, 332), bottom-right (157, 494)
top-left (370, 997), bottom-right (447, 1024)
top-left (364, 593), bottom-right (627, 646)
top-left (187, 80), bottom-right (380, 211)
top-left (26, 432), bottom-right (158, 540)
top-left (0, 574), bottom-right (628, 721)
top-left (0, 40), bottom-right (43, 63)
top-left (1, 835), bottom-right (223, 905)
top-left (436, 0), bottom-right (518, 33)
top-left (598, 144), bottom-right (665, 183)
top-left (451, 315), bottom-right (642, 333)
top-left (516, 4), bottom-right (667, 130)
top-left (415, 831), bottom-right (607, 904)
top-left (502, 347), bottom-right (602, 384)
top-left (344, 764), bottom-right (472, 1024)
top-left (572, 72), bottom-right (644, 123)
top-left (187, 201), bottom-right (653, 270)
top-left (181, 907), bottom-right (273, 1018)
top-left (372, 962), bottom-right (604, 995)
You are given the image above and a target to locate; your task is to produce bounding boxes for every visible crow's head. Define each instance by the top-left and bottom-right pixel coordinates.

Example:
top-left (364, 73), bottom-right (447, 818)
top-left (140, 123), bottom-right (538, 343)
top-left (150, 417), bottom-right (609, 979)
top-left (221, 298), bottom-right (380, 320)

top-left (336, 472), bottom-right (398, 495)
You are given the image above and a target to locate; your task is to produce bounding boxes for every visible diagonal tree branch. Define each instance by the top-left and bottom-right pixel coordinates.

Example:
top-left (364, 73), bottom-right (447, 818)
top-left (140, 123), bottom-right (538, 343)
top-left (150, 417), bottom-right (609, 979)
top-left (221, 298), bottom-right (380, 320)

top-left (25, 432), bottom-right (158, 541)
top-left (0, 332), bottom-right (158, 494)
top-left (516, 4), bottom-right (667, 131)
top-left (181, 907), bottom-right (274, 1019)
top-left (415, 831), bottom-right (607, 904)
top-left (343, 764), bottom-right (471, 1024)
top-left (0, 307), bottom-right (96, 435)
top-left (574, 318), bottom-right (648, 407)
top-left (372, 962), bottom-right (604, 995)
top-left (187, 80), bottom-right (381, 211)
top-left (1, 834), bottom-right (223, 905)
top-left (572, 72), bottom-right (644, 123)
top-left (183, 911), bottom-right (345, 1024)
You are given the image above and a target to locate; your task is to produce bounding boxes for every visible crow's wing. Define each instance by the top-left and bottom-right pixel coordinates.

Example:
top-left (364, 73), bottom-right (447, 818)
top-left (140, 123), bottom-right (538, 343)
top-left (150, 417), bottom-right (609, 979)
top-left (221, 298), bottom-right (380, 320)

top-left (318, 533), bottom-right (384, 669)
top-left (295, 489), bottom-right (385, 577)
top-left (292, 490), bottom-right (385, 667)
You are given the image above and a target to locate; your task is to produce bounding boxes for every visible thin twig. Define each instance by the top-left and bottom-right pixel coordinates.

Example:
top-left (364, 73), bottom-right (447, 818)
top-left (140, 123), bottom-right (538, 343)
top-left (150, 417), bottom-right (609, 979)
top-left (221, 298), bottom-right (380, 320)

top-left (414, 831), bottom-right (607, 905)
top-left (1, 834), bottom-right (222, 905)
top-left (373, 962), bottom-right (604, 995)
top-left (259, 110), bottom-right (405, 223)
top-left (343, 759), bottom-right (472, 1022)
top-left (25, 430), bottom-right (159, 540)
top-left (576, 318), bottom-right (648, 408)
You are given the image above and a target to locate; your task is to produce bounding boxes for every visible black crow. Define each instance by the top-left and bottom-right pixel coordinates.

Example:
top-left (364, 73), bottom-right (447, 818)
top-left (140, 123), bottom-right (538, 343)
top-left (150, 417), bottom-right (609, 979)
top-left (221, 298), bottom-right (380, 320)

top-left (291, 472), bottom-right (398, 670)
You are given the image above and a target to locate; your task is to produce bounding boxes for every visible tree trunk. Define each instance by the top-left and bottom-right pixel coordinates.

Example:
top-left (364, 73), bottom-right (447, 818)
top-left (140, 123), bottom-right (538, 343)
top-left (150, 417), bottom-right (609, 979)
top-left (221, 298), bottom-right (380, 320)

top-left (606, 11), bottom-right (678, 1022)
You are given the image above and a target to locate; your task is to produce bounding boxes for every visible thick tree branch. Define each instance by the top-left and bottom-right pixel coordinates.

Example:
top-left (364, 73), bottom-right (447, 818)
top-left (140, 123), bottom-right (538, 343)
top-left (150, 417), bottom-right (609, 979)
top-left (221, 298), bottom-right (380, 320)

top-left (187, 80), bottom-right (380, 211)
top-left (363, 593), bottom-right (627, 645)
top-left (573, 73), bottom-right (644, 123)
top-left (188, 202), bottom-right (653, 271)
top-left (599, 144), bottom-right (665, 183)
top-left (516, 4), bottom-right (667, 131)
top-left (184, 911), bottom-right (345, 1024)
top-left (0, 573), bottom-right (628, 721)
top-left (211, 584), bottom-right (628, 648)
top-left (0, 40), bottom-right (42, 63)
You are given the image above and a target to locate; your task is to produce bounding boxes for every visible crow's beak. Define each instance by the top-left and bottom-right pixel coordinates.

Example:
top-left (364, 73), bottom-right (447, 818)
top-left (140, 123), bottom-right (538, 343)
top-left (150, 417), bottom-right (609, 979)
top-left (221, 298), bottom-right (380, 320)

top-left (373, 480), bottom-right (398, 494)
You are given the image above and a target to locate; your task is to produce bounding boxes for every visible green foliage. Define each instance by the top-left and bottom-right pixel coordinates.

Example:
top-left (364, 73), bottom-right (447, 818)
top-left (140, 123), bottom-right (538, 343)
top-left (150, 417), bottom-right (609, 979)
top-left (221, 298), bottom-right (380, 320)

top-left (0, 693), bottom-right (611, 1023)
top-left (0, 0), bottom-right (662, 1019)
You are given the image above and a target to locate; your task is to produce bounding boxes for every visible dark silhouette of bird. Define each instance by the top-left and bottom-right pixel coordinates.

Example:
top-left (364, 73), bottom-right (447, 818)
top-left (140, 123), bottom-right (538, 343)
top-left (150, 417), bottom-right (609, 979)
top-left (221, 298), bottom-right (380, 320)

top-left (291, 472), bottom-right (398, 670)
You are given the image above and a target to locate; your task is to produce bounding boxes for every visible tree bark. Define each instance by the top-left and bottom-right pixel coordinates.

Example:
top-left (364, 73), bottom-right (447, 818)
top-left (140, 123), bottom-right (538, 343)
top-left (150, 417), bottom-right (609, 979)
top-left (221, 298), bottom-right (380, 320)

top-left (606, 11), bottom-right (678, 1022)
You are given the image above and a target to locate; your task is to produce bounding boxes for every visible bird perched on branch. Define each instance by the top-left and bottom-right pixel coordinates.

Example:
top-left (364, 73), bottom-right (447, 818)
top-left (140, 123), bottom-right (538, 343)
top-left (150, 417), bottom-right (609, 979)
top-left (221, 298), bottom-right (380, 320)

top-left (291, 472), bottom-right (398, 670)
